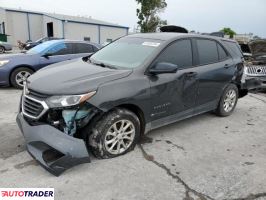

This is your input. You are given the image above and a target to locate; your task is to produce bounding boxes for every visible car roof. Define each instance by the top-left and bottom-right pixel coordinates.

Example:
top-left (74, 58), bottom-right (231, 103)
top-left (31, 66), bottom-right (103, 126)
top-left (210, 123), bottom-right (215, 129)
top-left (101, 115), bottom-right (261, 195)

top-left (42, 39), bottom-right (101, 47)
top-left (127, 32), bottom-right (236, 43)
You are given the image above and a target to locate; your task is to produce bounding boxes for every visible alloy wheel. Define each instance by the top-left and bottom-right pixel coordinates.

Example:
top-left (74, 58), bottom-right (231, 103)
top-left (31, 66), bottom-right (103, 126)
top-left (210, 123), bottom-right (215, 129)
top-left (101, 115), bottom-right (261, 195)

top-left (223, 89), bottom-right (237, 112)
top-left (104, 120), bottom-right (135, 155)
top-left (15, 71), bottom-right (32, 87)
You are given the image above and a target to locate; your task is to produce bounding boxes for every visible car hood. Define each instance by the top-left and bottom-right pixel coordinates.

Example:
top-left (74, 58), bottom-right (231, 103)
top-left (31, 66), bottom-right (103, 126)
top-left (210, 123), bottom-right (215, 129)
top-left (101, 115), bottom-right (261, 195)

top-left (27, 58), bottom-right (133, 95)
top-left (249, 39), bottom-right (266, 56)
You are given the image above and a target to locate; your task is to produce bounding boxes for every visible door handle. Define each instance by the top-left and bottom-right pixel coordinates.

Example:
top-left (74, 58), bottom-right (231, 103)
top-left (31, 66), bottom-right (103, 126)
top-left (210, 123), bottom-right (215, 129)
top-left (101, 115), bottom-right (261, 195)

top-left (224, 64), bottom-right (230, 69)
top-left (185, 72), bottom-right (197, 77)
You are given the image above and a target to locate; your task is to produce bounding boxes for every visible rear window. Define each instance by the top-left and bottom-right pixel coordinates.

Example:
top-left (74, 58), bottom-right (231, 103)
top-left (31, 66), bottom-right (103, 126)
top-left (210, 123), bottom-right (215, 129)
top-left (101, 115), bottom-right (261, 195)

top-left (196, 39), bottom-right (219, 65)
top-left (223, 41), bottom-right (243, 58)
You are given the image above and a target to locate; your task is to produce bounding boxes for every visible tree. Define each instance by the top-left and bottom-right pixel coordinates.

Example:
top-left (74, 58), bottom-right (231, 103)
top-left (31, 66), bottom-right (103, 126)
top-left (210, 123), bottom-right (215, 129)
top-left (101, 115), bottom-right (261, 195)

top-left (221, 28), bottom-right (236, 38)
top-left (136, 0), bottom-right (167, 33)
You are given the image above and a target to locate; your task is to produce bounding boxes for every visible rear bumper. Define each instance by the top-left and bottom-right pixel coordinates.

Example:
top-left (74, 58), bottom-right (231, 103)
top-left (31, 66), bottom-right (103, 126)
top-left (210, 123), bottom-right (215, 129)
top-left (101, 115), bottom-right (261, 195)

top-left (16, 113), bottom-right (90, 176)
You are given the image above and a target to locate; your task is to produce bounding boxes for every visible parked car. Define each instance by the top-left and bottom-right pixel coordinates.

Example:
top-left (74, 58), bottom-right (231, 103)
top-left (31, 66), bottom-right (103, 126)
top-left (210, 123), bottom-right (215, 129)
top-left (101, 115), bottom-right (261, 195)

top-left (0, 40), bottom-right (101, 88)
top-left (17, 33), bottom-right (253, 176)
top-left (0, 41), bottom-right (12, 53)
top-left (24, 37), bottom-right (63, 50)
top-left (242, 39), bottom-right (266, 90)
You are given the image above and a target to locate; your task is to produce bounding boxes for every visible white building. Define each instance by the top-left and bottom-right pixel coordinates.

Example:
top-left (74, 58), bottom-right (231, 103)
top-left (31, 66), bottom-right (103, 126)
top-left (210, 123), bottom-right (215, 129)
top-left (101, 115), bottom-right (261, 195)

top-left (0, 7), bottom-right (129, 45)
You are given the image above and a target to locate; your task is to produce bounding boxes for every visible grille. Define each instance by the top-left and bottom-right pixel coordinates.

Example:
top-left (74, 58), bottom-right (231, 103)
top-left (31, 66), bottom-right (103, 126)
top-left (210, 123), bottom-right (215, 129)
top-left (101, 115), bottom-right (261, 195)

top-left (246, 65), bottom-right (266, 76)
top-left (23, 96), bottom-right (45, 119)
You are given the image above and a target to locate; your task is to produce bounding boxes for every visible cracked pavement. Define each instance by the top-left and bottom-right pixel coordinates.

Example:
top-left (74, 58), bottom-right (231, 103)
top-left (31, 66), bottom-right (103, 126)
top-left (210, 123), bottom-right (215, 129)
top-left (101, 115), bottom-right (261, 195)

top-left (0, 88), bottom-right (266, 200)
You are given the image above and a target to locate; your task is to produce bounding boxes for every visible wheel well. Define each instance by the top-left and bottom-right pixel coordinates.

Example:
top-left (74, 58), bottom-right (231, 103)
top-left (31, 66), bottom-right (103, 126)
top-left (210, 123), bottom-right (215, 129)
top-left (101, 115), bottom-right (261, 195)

top-left (116, 104), bottom-right (146, 136)
top-left (9, 65), bottom-right (35, 84)
top-left (0, 45), bottom-right (5, 49)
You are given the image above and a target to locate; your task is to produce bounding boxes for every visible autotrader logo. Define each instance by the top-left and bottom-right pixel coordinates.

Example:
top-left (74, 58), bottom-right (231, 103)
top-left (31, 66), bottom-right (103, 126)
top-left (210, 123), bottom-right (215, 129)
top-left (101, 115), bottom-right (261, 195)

top-left (0, 188), bottom-right (54, 200)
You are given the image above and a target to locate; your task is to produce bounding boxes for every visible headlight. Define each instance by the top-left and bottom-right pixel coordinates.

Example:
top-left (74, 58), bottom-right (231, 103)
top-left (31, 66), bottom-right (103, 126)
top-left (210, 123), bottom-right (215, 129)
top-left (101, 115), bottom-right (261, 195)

top-left (0, 60), bottom-right (9, 67)
top-left (46, 91), bottom-right (96, 108)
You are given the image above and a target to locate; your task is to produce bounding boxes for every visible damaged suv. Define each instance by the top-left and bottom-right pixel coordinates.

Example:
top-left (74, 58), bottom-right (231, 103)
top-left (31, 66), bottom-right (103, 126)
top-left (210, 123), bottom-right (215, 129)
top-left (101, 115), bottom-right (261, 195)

top-left (17, 33), bottom-right (250, 176)
top-left (242, 39), bottom-right (266, 90)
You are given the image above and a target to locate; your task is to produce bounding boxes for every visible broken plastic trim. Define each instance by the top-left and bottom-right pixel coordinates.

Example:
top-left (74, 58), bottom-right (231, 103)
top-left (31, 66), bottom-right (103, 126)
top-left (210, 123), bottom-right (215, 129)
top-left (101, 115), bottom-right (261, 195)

top-left (16, 113), bottom-right (90, 176)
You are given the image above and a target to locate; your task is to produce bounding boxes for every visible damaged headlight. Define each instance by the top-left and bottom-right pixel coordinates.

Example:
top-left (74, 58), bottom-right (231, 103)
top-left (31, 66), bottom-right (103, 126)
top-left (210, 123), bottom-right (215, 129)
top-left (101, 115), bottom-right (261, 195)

top-left (46, 91), bottom-right (96, 108)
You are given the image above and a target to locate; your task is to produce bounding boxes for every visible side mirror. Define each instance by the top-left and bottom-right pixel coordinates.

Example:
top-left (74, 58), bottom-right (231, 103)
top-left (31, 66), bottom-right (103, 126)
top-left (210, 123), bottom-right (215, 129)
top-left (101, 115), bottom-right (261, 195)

top-left (42, 52), bottom-right (53, 59)
top-left (149, 62), bottom-right (178, 74)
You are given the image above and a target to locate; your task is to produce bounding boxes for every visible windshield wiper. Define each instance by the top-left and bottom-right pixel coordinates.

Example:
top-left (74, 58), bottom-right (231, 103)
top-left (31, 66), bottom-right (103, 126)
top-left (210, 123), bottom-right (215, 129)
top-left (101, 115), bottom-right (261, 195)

top-left (92, 61), bottom-right (117, 69)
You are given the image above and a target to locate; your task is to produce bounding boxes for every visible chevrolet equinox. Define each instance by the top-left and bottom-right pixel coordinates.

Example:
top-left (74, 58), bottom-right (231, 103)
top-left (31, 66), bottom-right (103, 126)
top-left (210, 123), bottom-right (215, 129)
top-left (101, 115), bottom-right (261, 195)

top-left (17, 33), bottom-right (251, 176)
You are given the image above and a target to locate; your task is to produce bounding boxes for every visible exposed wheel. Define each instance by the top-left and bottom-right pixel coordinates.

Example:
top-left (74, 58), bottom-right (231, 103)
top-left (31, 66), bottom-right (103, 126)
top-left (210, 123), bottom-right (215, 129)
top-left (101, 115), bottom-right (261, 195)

top-left (216, 84), bottom-right (238, 117)
top-left (0, 46), bottom-right (5, 54)
top-left (87, 108), bottom-right (140, 159)
top-left (10, 67), bottom-right (33, 89)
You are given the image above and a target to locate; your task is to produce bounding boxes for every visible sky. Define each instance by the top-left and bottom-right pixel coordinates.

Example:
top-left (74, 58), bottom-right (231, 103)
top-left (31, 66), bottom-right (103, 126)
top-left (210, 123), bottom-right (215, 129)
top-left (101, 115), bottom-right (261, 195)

top-left (0, 0), bottom-right (265, 37)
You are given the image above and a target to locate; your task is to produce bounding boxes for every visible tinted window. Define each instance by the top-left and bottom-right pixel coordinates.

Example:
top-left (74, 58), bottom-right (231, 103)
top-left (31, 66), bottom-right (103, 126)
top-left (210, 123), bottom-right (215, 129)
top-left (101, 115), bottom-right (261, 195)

top-left (156, 39), bottom-right (193, 68)
top-left (197, 39), bottom-right (219, 65)
top-left (217, 43), bottom-right (228, 60)
top-left (74, 43), bottom-right (94, 54)
top-left (223, 41), bottom-right (243, 58)
top-left (46, 43), bottom-right (72, 55)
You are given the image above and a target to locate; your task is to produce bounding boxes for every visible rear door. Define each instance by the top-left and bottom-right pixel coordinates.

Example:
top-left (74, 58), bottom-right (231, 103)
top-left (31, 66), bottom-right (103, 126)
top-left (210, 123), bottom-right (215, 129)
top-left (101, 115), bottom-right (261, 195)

top-left (193, 38), bottom-right (234, 111)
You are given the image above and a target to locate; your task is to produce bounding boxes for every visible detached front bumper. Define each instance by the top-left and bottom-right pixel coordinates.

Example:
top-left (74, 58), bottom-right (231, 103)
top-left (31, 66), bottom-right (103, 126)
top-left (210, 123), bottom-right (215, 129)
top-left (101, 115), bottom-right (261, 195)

top-left (16, 113), bottom-right (90, 176)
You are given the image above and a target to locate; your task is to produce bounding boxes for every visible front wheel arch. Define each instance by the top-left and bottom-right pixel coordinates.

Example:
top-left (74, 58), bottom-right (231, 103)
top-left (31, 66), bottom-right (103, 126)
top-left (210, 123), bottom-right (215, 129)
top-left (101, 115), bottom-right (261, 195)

top-left (9, 65), bottom-right (35, 85)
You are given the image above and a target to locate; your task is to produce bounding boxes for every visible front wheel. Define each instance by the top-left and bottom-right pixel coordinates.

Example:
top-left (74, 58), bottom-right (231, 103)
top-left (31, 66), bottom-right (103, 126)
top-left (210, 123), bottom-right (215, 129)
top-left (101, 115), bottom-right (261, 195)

top-left (0, 46), bottom-right (5, 54)
top-left (215, 84), bottom-right (238, 117)
top-left (86, 108), bottom-right (140, 159)
top-left (10, 67), bottom-right (33, 89)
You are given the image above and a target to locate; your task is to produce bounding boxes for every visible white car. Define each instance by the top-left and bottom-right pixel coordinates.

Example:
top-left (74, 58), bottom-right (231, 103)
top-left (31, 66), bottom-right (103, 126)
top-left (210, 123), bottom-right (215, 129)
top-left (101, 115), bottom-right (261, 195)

top-left (0, 41), bottom-right (12, 53)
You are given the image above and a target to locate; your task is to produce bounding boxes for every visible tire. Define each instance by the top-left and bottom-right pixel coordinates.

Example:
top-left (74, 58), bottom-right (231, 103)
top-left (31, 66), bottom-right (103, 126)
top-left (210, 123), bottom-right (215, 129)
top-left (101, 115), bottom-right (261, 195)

top-left (0, 46), bottom-right (5, 54)
top-left (86, 108), bottom-right (140, 159)
top-left (215, 84), bottom-right (239, 117)
top-left (10, 67), bottom-right (34, 89)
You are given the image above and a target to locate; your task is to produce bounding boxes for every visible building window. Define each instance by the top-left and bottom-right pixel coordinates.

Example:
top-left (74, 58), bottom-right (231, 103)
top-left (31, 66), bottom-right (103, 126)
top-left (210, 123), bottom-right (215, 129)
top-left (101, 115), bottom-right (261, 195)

top-left (106, 39), bottom-right (112, 43)
top-left (84, 37), bottom-right (91, 42)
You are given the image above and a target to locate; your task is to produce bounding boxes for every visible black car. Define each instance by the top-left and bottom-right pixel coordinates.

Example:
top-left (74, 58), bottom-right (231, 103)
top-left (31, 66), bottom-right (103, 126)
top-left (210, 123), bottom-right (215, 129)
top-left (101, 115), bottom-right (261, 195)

top-left (17, 33), bottom-right (251, 176)
top-left (25, 37), bottom-right (63, 50)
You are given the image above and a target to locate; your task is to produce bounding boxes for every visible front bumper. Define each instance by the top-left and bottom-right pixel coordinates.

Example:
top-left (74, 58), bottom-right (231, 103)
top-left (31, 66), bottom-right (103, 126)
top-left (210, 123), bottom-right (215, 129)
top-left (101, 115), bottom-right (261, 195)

top-left (16, 113), bottom-right (90, 176)
top-left (244, 76), bottom-right (266, 89)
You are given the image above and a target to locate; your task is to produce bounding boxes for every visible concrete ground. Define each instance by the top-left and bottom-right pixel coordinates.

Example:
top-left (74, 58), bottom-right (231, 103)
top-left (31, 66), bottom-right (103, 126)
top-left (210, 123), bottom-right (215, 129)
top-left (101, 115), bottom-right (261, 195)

top-left (0, 88), bottom-right (265, 200)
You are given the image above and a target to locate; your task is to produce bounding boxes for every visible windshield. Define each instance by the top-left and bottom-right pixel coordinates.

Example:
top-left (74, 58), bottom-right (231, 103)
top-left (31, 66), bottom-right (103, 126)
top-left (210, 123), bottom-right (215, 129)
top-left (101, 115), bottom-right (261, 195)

top-left (90, 37), bottom-right (161, 69)
top-left (26, 41), bottom-right (57, 54)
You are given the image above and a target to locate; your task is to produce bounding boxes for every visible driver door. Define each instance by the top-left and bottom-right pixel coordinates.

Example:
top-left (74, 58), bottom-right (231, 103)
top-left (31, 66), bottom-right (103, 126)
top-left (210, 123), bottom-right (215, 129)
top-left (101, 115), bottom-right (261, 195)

top-left (148, 39), bottom-right (198, 129)
top-left (37, 42), bottom-right (73, 70)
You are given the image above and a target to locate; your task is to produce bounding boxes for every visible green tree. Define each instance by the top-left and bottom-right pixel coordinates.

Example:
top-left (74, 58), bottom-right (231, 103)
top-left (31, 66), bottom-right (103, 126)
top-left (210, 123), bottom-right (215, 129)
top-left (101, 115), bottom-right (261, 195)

top-left (221, 27), bottom-right (236, 38)
top-left (136, 0), bottom-right (167, 33)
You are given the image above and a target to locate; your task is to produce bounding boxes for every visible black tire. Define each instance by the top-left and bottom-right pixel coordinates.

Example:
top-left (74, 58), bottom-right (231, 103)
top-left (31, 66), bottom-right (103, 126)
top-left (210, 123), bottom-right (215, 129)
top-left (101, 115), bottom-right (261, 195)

top-left (216, 84), bottom-right (239, 117)
top-left (85, 108), bottom-right (140, 159)
top-left (10, 67), bottom-right (34, 89)
top-left (0, 46), bottom-right (5, 54)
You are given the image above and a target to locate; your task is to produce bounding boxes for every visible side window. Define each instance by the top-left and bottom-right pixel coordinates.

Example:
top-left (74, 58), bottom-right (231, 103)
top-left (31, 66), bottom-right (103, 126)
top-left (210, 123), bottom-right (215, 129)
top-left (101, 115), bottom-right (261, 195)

top-left (217, 43), bottom-right (228, 60)
top-left (74, 43), bottom-right (94, 54)
top-left (46, 43), bottom-right (72, 55)
top-left (93, 46), bottom-right (99, 52)
top-left (156, 39), bottom-right (193, 68)
top-left (196, 39), bottom-right (219, 65)
top-left (223, 41), bottom-right (243, 58)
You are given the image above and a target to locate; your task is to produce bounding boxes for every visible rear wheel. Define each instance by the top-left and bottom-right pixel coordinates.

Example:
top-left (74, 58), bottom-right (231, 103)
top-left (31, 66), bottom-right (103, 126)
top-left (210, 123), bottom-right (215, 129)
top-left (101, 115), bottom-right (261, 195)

top-left (0, 46), bottom-right (5, 54)
top-left (10, 67), bottom-right (33, 89)
top-left (216, 84), bottom-right (238, 117)
top-left (86, 108), bottom-right (140, 159)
